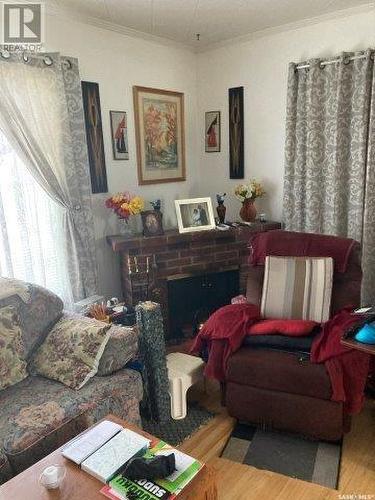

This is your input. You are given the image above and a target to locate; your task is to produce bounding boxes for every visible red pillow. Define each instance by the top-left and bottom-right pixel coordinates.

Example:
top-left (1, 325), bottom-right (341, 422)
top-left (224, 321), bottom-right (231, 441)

top-left (248, 319), bottom-right (318, 337)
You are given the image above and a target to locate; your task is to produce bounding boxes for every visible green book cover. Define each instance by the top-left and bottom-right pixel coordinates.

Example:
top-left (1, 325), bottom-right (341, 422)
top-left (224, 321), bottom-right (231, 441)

top-left (108, 440), bottom-right (202, 499)
top-left (108, 475), bottom-right (171, 499)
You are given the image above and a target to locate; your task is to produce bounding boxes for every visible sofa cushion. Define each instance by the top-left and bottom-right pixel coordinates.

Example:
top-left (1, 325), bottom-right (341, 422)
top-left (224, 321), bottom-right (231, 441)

top-left (97, 324), bottom-right (138, 376)
top-left (31, 314), bottom-right (111, 389)
top-left (248, 319), bottom-right (318, 336)
top-left (0, 279), bottom-right (63, 358)
top-left (0, 370), bottom-right (143, 474)
top-left (261, 256), bottom-right (333, 322)
top-left (226, 347), bottom-right (332, 400)
top-left (0, 306), bottom-right (28, 390)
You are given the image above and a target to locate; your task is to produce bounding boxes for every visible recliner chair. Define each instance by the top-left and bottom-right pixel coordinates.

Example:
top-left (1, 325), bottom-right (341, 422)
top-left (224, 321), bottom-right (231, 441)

top-left (224, 232), bottom-right (362, 441)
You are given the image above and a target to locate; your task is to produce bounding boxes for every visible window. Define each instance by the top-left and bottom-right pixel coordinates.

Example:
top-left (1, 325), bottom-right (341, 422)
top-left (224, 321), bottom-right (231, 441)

top-left (0, 130), bottom-right (74, 307)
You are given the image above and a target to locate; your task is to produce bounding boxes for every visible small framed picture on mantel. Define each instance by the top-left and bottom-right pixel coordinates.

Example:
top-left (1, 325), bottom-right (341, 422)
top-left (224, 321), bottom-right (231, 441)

top-left (175, 197), bottom-right (216, 234)
top-left (205, 111), bottom-right (220, 152)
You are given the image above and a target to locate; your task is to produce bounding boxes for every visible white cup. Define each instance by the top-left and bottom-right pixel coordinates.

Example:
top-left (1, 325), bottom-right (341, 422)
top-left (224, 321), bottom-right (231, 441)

top-left (39, 464), bottom-right (66, 489)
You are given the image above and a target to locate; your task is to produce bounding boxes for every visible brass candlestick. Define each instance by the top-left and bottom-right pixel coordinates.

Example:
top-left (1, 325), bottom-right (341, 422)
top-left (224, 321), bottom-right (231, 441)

top-left (128, 255), bottom-right (154, 304)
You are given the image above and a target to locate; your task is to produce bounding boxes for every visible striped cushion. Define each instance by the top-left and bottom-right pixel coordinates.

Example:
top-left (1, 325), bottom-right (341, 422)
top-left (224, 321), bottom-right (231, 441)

top-left (261, 256), bottom-right (333, 322)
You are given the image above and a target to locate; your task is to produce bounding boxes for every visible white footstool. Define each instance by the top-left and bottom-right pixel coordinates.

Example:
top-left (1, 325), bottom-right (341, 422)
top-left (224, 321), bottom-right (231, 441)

top-left (166, 353), bottom-right (205, 420)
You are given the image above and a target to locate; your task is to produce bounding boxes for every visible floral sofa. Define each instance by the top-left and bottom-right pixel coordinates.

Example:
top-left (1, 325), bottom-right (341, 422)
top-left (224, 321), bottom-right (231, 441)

top-left (0, 279), bottom-right (142, 484)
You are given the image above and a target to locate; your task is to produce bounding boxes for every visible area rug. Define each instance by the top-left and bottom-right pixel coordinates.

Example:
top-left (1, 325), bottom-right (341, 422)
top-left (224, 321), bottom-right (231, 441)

top-left (221, 423), bottom-right (342, 489)
top-left (142, 402), bottom-right (215, 446)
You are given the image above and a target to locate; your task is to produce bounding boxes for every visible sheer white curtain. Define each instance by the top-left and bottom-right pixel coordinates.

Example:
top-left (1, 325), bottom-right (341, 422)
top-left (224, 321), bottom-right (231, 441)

top-left (0, 130), bottom-right (74, 306)
top-left (0, 52), bottom-right (98, 304)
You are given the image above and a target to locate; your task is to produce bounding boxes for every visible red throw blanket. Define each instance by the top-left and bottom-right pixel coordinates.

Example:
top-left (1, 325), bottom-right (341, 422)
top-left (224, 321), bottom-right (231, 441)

top-left (192, 304), bottom-right (370, 414)
top-left (311, 309), bottom-right (370, 414)
top-left (250, 230), bottom-right (355, 273)
top-left (190, 303), bottom-right (260, 380)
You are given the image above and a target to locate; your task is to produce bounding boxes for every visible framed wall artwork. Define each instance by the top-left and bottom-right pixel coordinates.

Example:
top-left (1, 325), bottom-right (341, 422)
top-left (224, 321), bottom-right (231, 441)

top-left (175, 197), bottom-right (216, 234)
top-left (81, 81), bottom-right (108, 193)
top-left (205, 111), bottom-right (220, 152)
top-left (133, 86), bottom-right (186, 185)
top-left (110, 111), bottom-right (129, 160)
top-left (229, 86), bottom-right (244, 179)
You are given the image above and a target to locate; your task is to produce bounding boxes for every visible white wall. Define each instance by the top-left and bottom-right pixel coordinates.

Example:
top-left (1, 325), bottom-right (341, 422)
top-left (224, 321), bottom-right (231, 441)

top-left (45, 14), bottom-right (199, 298)
top-left (196, 9), bottom-right (375, 223)
top-left (43, 8), bottom-right (375, 299)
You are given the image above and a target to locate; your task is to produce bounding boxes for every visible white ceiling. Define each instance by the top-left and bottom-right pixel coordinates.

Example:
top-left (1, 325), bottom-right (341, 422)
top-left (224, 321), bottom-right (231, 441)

top-left (45, 0), bottom-right (373, 50)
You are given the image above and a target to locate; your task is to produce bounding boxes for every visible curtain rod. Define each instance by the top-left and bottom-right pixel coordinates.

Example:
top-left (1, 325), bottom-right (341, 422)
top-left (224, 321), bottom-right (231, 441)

top-left (296, 53), bottom-right (372, 70)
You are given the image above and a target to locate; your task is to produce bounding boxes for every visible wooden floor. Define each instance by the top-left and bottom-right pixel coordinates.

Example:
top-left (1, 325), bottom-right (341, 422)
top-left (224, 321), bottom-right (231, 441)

top-left (180, 382), bottom-right (375, 499)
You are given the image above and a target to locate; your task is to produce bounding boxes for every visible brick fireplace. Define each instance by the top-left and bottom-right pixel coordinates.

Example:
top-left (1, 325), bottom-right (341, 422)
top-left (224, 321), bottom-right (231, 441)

top-left (107, 221), bottom-right (280, 338)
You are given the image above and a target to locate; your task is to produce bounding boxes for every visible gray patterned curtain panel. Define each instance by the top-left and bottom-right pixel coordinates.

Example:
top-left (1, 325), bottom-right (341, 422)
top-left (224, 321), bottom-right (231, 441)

top-left (0, 53), bottom-right (98, 302)
top-left (283, 49), bottom-right (375, 304)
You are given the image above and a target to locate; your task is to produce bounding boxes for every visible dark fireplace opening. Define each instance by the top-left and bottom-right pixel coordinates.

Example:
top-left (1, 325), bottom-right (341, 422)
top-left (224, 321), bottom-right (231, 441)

top-left (167, 269), bottom-right (239, 344)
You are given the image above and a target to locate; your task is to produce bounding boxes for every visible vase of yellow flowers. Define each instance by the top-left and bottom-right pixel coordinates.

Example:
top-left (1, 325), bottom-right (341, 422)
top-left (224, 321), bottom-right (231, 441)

top-left (105, 192), bottom-right (144, 235)
top-left (234, 180), bottom-right (265, 222)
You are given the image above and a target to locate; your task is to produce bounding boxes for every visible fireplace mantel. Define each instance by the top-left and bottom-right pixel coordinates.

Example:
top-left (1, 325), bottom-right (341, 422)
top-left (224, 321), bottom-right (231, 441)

top-left (107, 222), bottom-right (281, 331)
top-left (107, 223), bottom-right (281, 254)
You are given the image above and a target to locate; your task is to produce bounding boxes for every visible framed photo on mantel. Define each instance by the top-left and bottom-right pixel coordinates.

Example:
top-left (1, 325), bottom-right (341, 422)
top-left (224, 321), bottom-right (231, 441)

top-left (133, 86), bottom-right (186, 185)
top-left (175, 197), bottom-right (216, 234)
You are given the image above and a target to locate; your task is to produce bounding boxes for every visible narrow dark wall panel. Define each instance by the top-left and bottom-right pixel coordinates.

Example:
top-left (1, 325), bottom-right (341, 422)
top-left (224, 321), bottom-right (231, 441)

top-left (81, 81), bottom-right (108, 193)
top-left (229, 86), bottom-right (244, 179)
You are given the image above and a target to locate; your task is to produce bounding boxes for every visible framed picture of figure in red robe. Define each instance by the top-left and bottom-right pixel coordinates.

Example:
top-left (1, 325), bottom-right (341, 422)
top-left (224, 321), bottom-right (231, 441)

top-left (205, 111), bottom-right (220, 153)
top-left (110, 111), bottom-right (129, 160)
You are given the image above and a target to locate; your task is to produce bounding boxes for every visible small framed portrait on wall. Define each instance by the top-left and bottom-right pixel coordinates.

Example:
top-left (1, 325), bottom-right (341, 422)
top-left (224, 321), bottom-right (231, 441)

top-left (205, 111), bottom-right (220, 153)
top-left (110, 110), bottom-right (129, 160)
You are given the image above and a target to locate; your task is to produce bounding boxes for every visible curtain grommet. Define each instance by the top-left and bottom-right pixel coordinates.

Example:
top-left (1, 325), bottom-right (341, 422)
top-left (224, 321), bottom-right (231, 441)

top-left (22, 52), bottom-right (29, 63)
top-left (319, 61), bottom-right (325, 70)
top-left (342, 55), bottom-right (351, 65)
top-left (1, 50), bottom-right (10, 59)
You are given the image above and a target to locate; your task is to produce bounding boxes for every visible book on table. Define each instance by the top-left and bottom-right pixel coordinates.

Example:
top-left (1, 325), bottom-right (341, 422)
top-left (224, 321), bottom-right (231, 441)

top-left (62, 420), bottom-right (123, 465)
top-left (100, 440), bottom-right (203, 500)
top-left (81, 429), bottom-right (151, 483)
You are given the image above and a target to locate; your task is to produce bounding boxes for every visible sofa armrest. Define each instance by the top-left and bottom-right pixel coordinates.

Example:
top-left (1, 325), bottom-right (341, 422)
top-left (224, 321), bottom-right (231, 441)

top-left (97, 324), bottom-right (139, 376)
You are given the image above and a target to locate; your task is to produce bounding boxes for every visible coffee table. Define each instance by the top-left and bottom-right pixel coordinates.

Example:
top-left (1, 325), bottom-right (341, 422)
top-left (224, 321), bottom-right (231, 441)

top-left (0, 414), bottom-right (217, 500)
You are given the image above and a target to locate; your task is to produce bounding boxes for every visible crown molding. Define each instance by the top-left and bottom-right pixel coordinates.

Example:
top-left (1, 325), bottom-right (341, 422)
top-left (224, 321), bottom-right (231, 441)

top-left (195, 3), bottom-right (375, 53)
top-left (45, 3), bottom-right (195, 53)
top-left (44, 2), bottom-right (374, 54)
